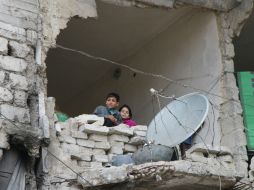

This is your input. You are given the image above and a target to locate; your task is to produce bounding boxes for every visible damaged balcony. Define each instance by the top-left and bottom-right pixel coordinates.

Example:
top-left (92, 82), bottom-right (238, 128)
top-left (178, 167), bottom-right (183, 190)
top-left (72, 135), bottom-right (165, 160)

top-left (43, 0), bottom-right (248, 189)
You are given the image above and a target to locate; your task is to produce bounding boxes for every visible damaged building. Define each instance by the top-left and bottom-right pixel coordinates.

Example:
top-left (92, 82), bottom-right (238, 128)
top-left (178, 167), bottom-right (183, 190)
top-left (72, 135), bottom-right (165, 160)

top-left (0, 0), bottom-right (254, 189)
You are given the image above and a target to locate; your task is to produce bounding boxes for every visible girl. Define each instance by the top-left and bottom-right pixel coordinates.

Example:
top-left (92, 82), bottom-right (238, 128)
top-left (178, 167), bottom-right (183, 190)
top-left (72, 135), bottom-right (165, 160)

top-left (119, 104), bottom-right (137, 127)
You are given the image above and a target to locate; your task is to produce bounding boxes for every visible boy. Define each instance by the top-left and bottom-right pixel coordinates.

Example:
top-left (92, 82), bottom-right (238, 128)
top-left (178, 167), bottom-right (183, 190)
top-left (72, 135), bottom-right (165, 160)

top-left (93, 92), bottom-right (122, 127)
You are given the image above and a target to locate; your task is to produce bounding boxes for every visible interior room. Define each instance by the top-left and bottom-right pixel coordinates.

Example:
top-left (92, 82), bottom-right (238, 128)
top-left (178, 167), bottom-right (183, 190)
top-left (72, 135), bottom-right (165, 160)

top-left (46, 1), bottom-right (223, 126)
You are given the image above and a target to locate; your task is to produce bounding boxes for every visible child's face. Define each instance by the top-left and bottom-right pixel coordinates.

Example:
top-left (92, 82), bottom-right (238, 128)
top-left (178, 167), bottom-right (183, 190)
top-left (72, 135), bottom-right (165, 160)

top-left (120, 107), bottom-right (130, 119)
top-left (106, 97), bottom-right (119, 109)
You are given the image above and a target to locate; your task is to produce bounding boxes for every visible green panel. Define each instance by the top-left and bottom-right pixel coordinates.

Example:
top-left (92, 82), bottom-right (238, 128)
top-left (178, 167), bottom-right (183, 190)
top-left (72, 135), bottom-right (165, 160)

top-left (238, 72), bottom-right (254, 95)
top-left (244, 116), bottom-right (254, 129)
top-left (240, 95), bottom-right (254, 116)
top-left (238, 72), bottom-right (254, 151)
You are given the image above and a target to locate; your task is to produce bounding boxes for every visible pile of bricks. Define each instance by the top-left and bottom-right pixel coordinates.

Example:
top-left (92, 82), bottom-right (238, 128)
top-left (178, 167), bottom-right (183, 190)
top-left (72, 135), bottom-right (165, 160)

top-left (55, 118), bottom-right (147, 169)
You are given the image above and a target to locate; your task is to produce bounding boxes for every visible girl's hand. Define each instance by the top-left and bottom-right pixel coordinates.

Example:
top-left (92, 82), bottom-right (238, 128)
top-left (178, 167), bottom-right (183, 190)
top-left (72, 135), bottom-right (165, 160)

top-left (106, 115), bottom-right (117, 123)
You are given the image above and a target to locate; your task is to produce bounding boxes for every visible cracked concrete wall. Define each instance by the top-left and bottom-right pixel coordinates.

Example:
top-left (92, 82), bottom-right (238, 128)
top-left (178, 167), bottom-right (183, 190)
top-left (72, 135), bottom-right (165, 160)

top-left (217, 0), bottom-right (253, 179)
top-left (0, 0), bottom-right (44, 188)
top-left (0, 0), bottom-right (43, 156)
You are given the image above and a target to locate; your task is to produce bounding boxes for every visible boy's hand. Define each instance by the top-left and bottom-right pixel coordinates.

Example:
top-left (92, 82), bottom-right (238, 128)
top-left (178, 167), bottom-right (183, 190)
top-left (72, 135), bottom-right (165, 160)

top-left (106, 115), bottom-right (117, 123)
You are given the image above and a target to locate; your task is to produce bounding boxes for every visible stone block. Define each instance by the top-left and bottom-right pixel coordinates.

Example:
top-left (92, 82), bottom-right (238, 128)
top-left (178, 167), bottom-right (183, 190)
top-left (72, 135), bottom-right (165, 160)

top-left (94, 142), bottom-right (110, 150)
top-left (109, 146), bottom-right (123, 154)
top-left (9, 73), bottom-right (28, 90)
top-left (0, 149), bottom-right (3, 159)
top-left (61, 143), bottom-right (80, 154)
top-left (109, 124), bottom-right (134, 136)
top-left (0, 21), bottom-right (26, 42)
top-left (93, 149), bottom-right (106, 155)
top-left (89, 134), bottom-right (108, 142)
top-left (250, 156), bottom-right (254, 170)
top-left (128, 136), bottom-right (146, 145)
top-left (79, 146), bottom-right (93, 155)
top-left (26, 30), bottom-right (37, 45)
top-left (0, 104), bottom-right (30, 123)
top-left (109, 134), bottom-right (129, 143)
top-left (92, 155), bottom-right (109, 163)
top-left (133, 125), bottom-right (147, 131)
top-left (124, 144), bottom-right (137, 153)
top-left (0, 87), bottom-right (13, 102)
top-left (0, 55), bottom-right (28, 72)
top-left (0, 131), bottom-right (10, 149)
top-left (77, 139), bottom-right (95, 148)
top-left (13, 90), bottom-right (27, 107)
top-left (67, 118), bottom-right (79, 131)
top-left (9, 41), bottom-right (32, 58)
top-left (78, 161), bottom-right (91, 167)
top-left (58, 135), bottom-right (76, 144)
top-left (217, 155), bottom-right (233, 164)
top-left (134, 131), bottom-right (146, 137)
top-left (90, 162), bottom-right (103, 168)
top-left (0, 37), bottom-right (8, 54)
top-left (109, 141), bottom-right (124, 148)
top-left (71, 131), bottom-right (88, 139)
top-left (71, 153), bottom-right (91, 161)
top-left (186, 152), bottom-right (208, 164)
top-left (225, 43), bottom-right (235, 58)
top-left (80, 124), bottom-right (109, 135)
top-left (0, 71), bottom-right (5, 84)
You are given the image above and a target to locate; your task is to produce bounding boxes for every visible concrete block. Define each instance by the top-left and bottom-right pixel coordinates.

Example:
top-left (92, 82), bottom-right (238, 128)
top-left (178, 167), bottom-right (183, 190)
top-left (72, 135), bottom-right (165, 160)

top-left (13, 90), bottom-right (27, 107)
top-left (250, 156), bottom-right (254, 170)
top-left (109, 124), bottom-right (134, 136)
top-left (0, 71), bottom-right (5, 84)
top-left (0, 131), bottom-right (10, 149)
top-left (186, 152), bottom-right (208, 164)
top-left (77, 139), bottom-right (95, 148)
top-left (61, 143), bottom-right (80, 154)
top-left (92, 155), bottom-right (109, 163)
top-left (71, 153), bottom-right (91, 161)
top-left (71, 131), bottom-right (88, 139)
top-left (93, 149), bottom-right (106, 155)
top-left (225, 43), bottom-right (235, 58)
top-left (68, 118), bottom-right (79, 131)
top-left (0, 37), bottom-right (8, 54)
top-left (0, 55), bottom-right (28, 72)
top-left (79, 146), bottom-right (93, 155)
top-left (109, 141), bottom-right (124, 148)
top-left (0, 21), bottom-right (26, 42)
top-left (9, 41), bottom-right (32, 58)
top-left (78, 161), bottom-right (91, 167)
top-left (80, 124), bottom-right (109, 135)
top-left (89, 134), bottom-right (108, 142)
top-left (124, 144), bottom-right (137, 153)
top-left (0, 87), bottom-right (13, 102)
top-left (9, 73), bottom-right (28, 90)
top-left (0, 149), bottom-right (3, 159)
top-left (109, 146), bottom-right (123, 154)
top-left (94, 142), bottom-right (110, 150)
top-left (133, 125), bottom-right (147, 131)
top-left (128, 136), bottom-right (146, 145)
top-left (134, 131), bottom-right (146, 137)
top-left (0, 104), bottom-right (30, 123)
top-left (217, 155), bottom-right (233, 163)
top-left (90, 162), bottom-right (103, 168)
top-left (26, 30), bottom-right (37, 45)
top-left (58, 135), bottom-right (76, 144)
top-left (109, 134), bottom-right (129, 143)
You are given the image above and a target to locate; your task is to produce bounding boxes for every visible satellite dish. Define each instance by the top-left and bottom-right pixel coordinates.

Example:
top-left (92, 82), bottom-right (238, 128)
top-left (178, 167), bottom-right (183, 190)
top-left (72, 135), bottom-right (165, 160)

top-left (147, 92), bottom-right (209, 147)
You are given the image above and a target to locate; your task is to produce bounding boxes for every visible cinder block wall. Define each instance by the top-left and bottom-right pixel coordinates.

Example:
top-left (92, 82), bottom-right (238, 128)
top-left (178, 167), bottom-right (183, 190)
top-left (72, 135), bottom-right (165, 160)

top-left (46, 118), bottom-right (147, 190)
top-left (0, 0), bottom-right (42, 157)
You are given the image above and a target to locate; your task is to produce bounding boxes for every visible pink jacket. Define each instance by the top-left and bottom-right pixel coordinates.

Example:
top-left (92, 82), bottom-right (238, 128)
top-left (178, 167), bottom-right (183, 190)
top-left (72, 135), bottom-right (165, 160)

top-left (123, 118), bottom-right (137, 127)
